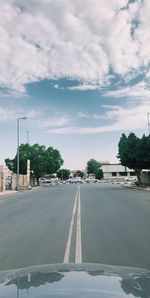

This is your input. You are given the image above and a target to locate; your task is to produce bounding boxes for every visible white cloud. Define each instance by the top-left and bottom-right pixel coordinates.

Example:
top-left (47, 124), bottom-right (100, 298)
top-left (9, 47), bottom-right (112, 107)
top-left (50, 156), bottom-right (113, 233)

top-left (104, 82), bottom-right (150, 99)
top-left (0, 107), bottom-right (15, 121)
top-left (77, 112), bottom-right (90, 119)
top-left (0, 106), bottom-right (42, 122)
top-left (53, 83), bottom-right (101, 91)
top-left (48, 102), bottom-right (150, 134)
top-left (92, 114), bottom-right (102, 120)
top-left (0, 100), bottom-right (71, 129)
top-left (67, 84), bottom-right (101, 91)
top-left (54, 84), bottom-right (59, 89)
top-left (78, 112), bottom-right (102, 120)
top-left (0, 103), bottom-right (70, 129)
top-left (26, 109), bottom-right (42, 120)
top-left (38, 115), bottom-right (71, 128)
top-left (0, 0), bottom-right (150, 94)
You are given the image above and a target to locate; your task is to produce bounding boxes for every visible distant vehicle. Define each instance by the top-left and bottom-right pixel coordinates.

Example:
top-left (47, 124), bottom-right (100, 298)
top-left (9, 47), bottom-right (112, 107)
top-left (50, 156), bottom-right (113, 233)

top-left (85, 178), bottom-right (97, 183)
top-left (39, 178), bottom-right (51, 184)
top-left (78, 179), bottom-right (84, 183)
top-left (72, 179), bottom-right (78, 184)
top-left (67, 178), bottom-right (84, 184)
top-left (88, 173), bottom-right (96, 179)
top-left (85, 179), bottom-right (90, 183)
top-left (124, 177), bottom-right (137, 182)
top-left (93, 179), bottom-right (98, 183)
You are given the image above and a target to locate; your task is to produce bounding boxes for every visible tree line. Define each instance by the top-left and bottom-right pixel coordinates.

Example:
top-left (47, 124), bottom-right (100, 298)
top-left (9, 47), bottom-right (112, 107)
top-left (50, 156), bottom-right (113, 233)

top-left (118, 133), bottom-right (150, 184)
top-left (6, 133), bottom-right (149, 186)
top-left (5, 143), bottom-right (104, 183)
top-left (5, 143), bottom-right (63, 184)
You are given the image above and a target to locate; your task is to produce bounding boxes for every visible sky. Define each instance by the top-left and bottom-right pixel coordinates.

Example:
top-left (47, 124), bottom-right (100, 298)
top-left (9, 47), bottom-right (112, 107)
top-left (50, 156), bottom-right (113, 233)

top-left (0, 0), bottom-right (150, 170)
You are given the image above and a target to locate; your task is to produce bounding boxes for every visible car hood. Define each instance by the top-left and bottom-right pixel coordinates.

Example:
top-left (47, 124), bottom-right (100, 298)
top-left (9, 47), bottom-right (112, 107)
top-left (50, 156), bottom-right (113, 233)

top-left (0, 263), bottom-right (150, 297)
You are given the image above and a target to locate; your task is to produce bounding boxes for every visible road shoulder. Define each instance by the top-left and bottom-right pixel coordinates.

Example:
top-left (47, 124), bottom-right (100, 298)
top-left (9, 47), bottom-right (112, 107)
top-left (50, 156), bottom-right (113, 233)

top-left (121, 184), bottom-right (150, 191)
top-left (0, 190), bottom-right (18, 198)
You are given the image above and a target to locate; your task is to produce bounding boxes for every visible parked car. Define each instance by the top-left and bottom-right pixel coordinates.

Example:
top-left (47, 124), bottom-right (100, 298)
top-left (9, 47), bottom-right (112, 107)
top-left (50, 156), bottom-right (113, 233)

top-left (39, 178), bottom-right (51, 185)
top-left (124, 177), bottom-right (137, 182)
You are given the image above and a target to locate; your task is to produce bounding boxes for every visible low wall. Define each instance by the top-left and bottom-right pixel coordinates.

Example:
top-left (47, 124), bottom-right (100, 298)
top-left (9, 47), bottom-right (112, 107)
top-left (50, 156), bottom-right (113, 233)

top-left (0, 172), bottom-right (31, 191)
top-left (141, 172), bottom-right (150, 186)
top-left (11, 174), bottom-right (30, 190)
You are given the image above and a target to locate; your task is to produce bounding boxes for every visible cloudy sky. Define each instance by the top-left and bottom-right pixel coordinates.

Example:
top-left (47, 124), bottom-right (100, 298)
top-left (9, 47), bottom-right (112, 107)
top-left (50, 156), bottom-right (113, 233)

top-left (0, 0), bottom-right (150, 170)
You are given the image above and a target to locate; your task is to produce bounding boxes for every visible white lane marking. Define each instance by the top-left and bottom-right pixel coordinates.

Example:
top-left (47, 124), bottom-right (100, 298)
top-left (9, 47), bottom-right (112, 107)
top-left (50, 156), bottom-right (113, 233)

top-left (75, 184), bottom-right (82, 263)
top-left (63, 186), bottom-right (79, 263)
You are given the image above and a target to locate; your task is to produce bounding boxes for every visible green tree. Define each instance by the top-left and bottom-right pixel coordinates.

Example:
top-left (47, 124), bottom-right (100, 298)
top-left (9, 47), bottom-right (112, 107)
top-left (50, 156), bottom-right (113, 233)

top-left (5, 143), bottom-right (63, 184)
top-left (74, 170), bottom-right (84, 178)
top-left (57, 169), bottom-right (70, 180)
top-left (5, 143), bottom-right (31, 174)
top-left (95, 168), bottom-right (103, 180)
top-left (87, 159), bottom-right (103, 179)
top-left (138, 134), bottom-right (150, 169)
top-left (45, 147), bottom-right (64, 175)
top-left (118, 133), bottom-right (150, 184)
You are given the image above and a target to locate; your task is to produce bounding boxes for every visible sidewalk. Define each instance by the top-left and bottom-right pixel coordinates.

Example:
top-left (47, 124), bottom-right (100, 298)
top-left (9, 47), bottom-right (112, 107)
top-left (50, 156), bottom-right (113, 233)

top-left (122, 184), bottom-right (150, 191)
top-left (0, 190), bottom-right (18, 198)
top-left (0, 186), bottom-right (41, 198)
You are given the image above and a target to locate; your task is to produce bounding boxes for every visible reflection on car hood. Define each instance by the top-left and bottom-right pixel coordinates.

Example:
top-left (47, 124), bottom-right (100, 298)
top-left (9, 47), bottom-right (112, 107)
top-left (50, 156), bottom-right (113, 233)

top-left (0, 263), bottom-right (150, 298)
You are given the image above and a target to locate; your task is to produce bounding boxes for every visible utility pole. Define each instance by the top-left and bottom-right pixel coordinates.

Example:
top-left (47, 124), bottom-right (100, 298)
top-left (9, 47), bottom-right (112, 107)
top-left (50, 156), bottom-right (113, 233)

top-left (62, 169), bottom-right (63, 182)
top-left (27, 130), bottom-right (29, 144)
top-left (16, 117), bottom-right (27, 191)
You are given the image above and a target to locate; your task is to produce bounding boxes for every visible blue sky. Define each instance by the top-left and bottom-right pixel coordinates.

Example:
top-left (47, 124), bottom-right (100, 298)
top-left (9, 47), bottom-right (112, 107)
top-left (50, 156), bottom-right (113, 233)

top-left (0, 0), bottom-right (150, 169)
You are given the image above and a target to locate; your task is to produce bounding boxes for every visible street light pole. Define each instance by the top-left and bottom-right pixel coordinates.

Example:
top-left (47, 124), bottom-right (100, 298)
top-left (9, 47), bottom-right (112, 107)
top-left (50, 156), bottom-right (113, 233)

top-left (16, 117), bottom-right (27, 191)
top-left (62, 169), bottom-right (63, 182)
top-left (16, 118), bottom-right (19, 191)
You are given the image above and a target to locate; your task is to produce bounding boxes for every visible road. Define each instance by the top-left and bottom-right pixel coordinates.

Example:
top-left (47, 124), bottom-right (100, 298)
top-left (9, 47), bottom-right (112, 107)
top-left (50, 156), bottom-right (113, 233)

top-left (0, 183), bottom-right (150, 271)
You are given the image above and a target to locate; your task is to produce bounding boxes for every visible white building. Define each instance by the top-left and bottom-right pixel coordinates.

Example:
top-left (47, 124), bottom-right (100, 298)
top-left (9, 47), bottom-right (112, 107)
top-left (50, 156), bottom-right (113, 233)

top-left (101, 163), bottom-right (135, 181)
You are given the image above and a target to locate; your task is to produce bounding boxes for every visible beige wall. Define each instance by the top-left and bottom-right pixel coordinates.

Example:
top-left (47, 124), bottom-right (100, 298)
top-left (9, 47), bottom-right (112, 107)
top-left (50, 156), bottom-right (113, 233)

top-left (0, 165), bottom-right (13, 191)
top-left (11, 174), bottom-right (30, 190)
top-left (0, 164), bottom-right (31, 190)
top-left (141, 172), bottom-right (150, 186)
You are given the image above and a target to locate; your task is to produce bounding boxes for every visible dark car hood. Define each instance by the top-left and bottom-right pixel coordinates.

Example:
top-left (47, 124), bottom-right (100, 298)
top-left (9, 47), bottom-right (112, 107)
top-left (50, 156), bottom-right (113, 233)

top-left (0, 263), bottom-right (150, 297)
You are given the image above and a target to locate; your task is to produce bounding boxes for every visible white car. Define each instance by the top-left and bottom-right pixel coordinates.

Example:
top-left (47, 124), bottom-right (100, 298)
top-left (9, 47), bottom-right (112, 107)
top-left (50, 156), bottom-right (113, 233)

top-left (39, 178), bottom-right (51, 185)
top-left (124, 177), bottom-right (137, 182)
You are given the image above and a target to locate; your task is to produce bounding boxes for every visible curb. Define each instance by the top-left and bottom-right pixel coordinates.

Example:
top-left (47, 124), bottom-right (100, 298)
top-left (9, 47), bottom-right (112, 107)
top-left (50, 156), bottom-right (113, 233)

top-left (0, 191), bottom-right (18, 198)
top-left (121, 184), bottom-right (150, 192)
top-left (0, 186), bottom-right (42, 199)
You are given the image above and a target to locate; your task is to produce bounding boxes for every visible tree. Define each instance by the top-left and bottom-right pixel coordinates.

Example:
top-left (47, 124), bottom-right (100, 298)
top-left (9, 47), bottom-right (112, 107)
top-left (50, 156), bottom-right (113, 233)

top-left (87, 159), bottom-right (103, 179)
top-left (95, 168), bottom-right (103, 180)
top-left (138, 134), bottom-right (150, 169)
top-left (57, 169), bottom-right (70, 180)
top-left (45, 146), bottom-right (64, 175)
top-left (5, 143), bottom-right (64, 184)
top-left (74, 170), bottom-right (84, 178)
top-left (118, 133), bottom-right (150, 184)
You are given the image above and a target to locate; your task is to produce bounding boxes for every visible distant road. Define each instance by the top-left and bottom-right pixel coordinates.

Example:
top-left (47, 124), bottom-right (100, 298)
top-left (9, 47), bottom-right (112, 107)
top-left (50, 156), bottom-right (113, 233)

top-left (0, 183), bottom-right (150, 270)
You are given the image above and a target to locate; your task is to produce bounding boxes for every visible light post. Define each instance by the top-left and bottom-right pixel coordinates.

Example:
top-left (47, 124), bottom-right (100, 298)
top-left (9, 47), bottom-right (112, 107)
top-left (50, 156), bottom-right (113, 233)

top-left (62, 169), bottom-right (63, 182)
top-left (16, 117), bottom-right (27, 191)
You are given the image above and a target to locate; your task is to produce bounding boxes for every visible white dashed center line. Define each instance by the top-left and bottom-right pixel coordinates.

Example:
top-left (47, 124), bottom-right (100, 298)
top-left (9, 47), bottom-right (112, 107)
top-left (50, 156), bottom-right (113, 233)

top-left (75, 184), bottom-right (82, 263)
top-left (63, 185), bottom-right (82, 264)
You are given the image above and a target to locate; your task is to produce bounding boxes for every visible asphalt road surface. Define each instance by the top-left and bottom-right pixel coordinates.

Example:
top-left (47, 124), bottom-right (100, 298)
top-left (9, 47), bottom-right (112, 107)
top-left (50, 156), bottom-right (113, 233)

top-left (0, 183), bottom-right (150, 271)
